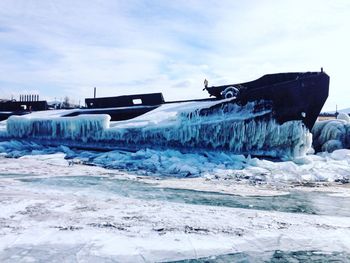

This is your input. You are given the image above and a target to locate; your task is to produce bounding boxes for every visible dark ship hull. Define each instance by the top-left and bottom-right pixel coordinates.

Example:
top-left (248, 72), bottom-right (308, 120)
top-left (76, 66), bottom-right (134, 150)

top-left (79, 71), bottom-right (329, 131)
top-left (204, 71), bottom-right (329, 130)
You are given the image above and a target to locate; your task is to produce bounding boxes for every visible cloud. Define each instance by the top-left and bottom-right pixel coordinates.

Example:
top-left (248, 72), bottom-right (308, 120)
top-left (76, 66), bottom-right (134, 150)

top-left (0, 0), bottom-right (349, 110)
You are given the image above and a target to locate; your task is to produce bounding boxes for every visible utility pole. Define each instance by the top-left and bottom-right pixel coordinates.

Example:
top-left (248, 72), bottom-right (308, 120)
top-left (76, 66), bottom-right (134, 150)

top-left (335, 104), bottom-right (339, 118)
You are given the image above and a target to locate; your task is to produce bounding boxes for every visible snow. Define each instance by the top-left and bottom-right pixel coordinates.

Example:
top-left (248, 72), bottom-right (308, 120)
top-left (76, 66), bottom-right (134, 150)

top-left (338, 112), bottom-right (350, 122)
top-left (0, 127), bottom-right (349, 261)
top-left (0, 100), bottom-right (312, 159)
top-left (1, 102), bottom-right (350, 260)
top-left (1, 153), bottom-right (350, 262)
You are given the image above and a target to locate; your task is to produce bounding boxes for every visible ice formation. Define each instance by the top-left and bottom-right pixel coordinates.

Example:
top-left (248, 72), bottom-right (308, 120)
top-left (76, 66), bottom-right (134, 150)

top-left (312, 113), bottom-right (350, 152)
top-left (0, 100), bottom-right (312, 159)
top-left (1, 139), bottom-right (350, 183)
top-left (1, 156), bottom-right (350, 262)
top-left (6, 114), bottom-right (110, 142)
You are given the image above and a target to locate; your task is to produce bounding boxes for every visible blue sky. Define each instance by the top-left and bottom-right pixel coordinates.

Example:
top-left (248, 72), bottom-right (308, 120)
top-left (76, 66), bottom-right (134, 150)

top-left (0, 0), bottom-right (349, 111)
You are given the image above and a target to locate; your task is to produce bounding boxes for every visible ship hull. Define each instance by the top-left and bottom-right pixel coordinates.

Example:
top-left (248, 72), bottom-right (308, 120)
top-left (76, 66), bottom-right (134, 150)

top-left (205, 71), bottom-right (329, 131)
top-left (72, 71), bottom-right (329, 132)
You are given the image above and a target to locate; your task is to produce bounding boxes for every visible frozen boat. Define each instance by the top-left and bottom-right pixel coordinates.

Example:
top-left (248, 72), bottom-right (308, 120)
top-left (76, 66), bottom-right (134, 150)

top-left (1, 70), bottom-right (329, 158)
top-left (69, 70), bottom-right (328, 131)
top-left (204, 70), bottom-right (329, 131)
top-left (0, 99), bottom-right (48, 121)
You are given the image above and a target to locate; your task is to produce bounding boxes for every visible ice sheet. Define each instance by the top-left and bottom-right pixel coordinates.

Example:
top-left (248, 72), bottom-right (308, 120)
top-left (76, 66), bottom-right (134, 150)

top-left (1, 153), bottom-right (350, 262)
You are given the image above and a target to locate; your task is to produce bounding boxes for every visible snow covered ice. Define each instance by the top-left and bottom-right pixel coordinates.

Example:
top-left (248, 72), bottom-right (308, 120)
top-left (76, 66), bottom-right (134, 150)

top-left (1, 148), bottom-right (350, 262)
top-left (1, 108), bottom-right (350, 261)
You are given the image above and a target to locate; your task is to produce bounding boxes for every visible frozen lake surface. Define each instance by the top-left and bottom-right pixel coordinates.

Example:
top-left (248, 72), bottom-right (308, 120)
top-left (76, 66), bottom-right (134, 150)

top-left (1, 144), bottom-right (350, 262)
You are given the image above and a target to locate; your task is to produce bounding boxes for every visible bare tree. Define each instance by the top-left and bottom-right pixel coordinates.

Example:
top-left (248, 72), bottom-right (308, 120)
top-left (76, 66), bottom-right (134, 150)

top-left (62, 96), bottom-right (70, 108)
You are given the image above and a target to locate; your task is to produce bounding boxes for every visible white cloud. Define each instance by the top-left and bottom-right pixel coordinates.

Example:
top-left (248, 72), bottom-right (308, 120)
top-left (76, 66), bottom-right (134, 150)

top-left (0, 0), bottom-right (349, 110)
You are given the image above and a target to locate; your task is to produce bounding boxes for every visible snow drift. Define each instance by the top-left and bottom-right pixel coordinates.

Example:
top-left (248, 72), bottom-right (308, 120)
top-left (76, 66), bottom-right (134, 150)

top-left (1, 101), bottom-right (312, 159)
top-left (1, 139), bottom-right (350, 183)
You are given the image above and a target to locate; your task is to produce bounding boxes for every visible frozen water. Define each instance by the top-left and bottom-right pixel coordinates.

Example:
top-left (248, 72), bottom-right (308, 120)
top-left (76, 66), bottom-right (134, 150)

top-left (1, 153), bottom-right (350, 262)
top-left (0, 140), bottom-right (350, 183)
top-left (16, 175), bottom-right (350, 217)
top-left (1, 107), bottom-right (350, 261)
top-left (1, 100), bottom-right (312, 159)
top-left (171, 250), bottom-right (350, 263)
top-left (312, 114), bottom-right (350, 152)
top-left (6, 114), bottom-right (110, 142)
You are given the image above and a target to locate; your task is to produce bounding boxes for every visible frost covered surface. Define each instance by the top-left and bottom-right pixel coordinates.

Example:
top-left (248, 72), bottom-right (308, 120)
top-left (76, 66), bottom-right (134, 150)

top-left (1, 153), bottom-right (350, 262)
top-left (6, 114), bottom-right (110, 142)
top-left (1, 100), bottom-right (312, 159)
top-left (78, 148), bottom-right (350, 183)
top-left (2, 106), bottom-right (350, 260)
top-left (313, 113), bottom-right (350, 152)
top-left (1, 140), bottom-right (350, 183)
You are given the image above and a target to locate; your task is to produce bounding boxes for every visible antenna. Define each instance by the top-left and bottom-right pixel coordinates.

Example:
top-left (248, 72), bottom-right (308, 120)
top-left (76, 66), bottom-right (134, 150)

top-left (94, 87), bottom-right (96, 98)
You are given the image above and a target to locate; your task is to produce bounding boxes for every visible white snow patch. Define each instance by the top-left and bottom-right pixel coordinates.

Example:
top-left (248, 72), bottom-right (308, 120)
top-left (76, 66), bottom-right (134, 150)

top-left (1, 164), bottom-right (350, 262)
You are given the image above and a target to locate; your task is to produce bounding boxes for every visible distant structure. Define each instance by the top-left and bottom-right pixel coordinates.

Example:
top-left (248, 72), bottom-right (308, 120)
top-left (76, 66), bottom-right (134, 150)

top-left (0, 94), bottom-right (48, 118)
top-left (203, 79), bottom-right (208, 91)
top-left (335, 104), bottom-right (339, 118)
top-left (19, 94), bottom-right (40, 102)
top-left (318, 104), bottom-right (350, 121)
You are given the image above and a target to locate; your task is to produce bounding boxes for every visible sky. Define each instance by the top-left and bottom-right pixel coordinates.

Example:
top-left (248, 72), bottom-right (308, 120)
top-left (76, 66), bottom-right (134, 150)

top-left (0, 0), bottom-right (349, 111)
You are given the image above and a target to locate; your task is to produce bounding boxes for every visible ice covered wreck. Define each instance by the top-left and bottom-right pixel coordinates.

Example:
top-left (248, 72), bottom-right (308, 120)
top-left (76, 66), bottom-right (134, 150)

top-left (2, 71), bottom-right (329, 159)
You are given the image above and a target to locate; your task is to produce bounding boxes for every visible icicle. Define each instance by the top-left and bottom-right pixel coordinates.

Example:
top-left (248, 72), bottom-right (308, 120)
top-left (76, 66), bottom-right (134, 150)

top-left (4, 101), bottom-right (312, 159)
